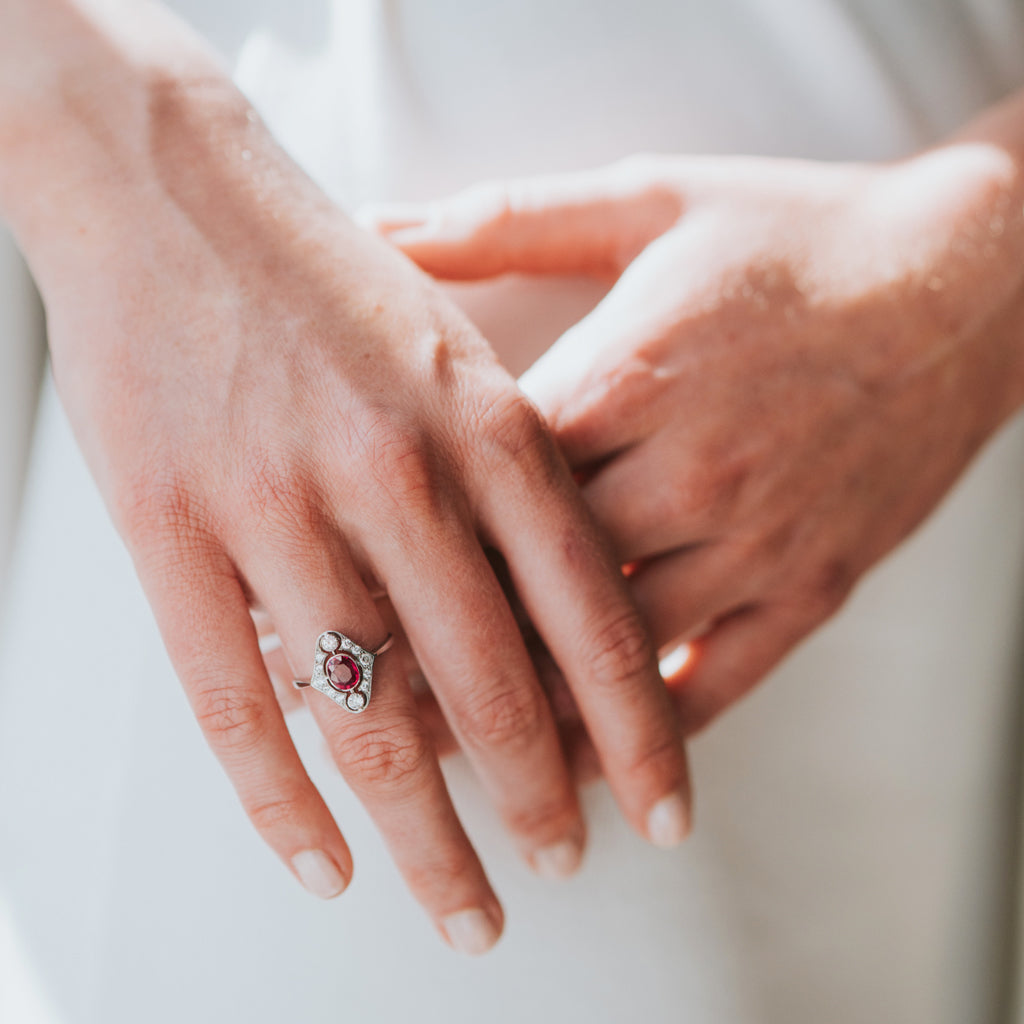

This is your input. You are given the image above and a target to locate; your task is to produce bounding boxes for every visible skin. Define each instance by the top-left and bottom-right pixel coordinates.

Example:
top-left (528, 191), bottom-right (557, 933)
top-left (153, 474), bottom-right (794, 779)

top-left (0, 0), bottom-right (694, 954)
top-left (367, 92), bottom-right (1024, 769)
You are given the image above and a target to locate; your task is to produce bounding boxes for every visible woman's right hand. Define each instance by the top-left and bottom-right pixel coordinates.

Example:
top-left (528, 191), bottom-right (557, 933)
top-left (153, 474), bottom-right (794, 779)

top-left (0, 1), bottom-right (691, 954)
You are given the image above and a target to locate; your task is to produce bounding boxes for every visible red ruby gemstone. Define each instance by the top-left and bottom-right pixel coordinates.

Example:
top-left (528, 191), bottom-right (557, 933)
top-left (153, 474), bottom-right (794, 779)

top-left (325, 653), bottom-right (361, 692)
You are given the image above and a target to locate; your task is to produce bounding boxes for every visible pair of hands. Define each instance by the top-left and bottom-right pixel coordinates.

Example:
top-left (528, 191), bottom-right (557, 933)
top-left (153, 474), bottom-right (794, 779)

top-left (24, 67), bottom-right (1024, 954)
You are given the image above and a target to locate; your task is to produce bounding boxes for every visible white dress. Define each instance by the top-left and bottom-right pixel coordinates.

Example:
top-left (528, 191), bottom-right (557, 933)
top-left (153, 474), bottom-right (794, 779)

top-left (3, 2), bottom-right (1024, 1022)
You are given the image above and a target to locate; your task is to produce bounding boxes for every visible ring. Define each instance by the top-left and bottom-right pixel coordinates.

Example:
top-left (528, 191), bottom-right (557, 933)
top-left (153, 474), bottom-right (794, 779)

top-left (292, 630), bottom-right (394, 714)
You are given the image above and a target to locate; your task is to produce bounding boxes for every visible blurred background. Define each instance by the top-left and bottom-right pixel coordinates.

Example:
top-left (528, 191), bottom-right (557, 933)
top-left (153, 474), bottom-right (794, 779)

top-left (0, 230), bottom-right (47, 1020)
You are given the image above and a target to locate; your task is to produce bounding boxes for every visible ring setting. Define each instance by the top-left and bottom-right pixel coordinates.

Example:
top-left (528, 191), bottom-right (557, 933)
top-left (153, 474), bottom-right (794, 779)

top-left (292, 630), bottom-right (393, 713)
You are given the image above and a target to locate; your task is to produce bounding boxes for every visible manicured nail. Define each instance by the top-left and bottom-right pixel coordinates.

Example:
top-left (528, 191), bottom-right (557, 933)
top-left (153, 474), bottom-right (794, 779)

top-left (646, 790), bottom-right (691, 848)
top-left (658, 643), bottom-right (693, 679)
top-left (442, 908), bottom-right (501, 955)
top-left (291, 849), bottom-right (348, 899)
top-left (531, 838), bottom-right (584, 879)
top-left (355, 202), bottom-right (430, 232)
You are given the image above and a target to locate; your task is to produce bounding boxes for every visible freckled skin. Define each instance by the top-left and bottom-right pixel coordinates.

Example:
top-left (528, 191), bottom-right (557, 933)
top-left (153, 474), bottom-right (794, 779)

top-left (379, 104), bottom-right (1024, 764)
top-left (0, 0), bottom-right (695, 947)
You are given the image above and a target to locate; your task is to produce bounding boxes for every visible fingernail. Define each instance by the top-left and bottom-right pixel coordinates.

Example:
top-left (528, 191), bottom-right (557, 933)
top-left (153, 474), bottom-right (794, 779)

top-left (658, 643), bottom-right (694, 679)
top-left (646, 790), bottom-right (691, 848)
top-left (531, 837), bottom-right (584, 879)
top-left (291, 849), bottom-right (348, 899)
top-left (442, 908), bottom-right (501, 955)
top-left (355, 202), bottom-right (430, 232)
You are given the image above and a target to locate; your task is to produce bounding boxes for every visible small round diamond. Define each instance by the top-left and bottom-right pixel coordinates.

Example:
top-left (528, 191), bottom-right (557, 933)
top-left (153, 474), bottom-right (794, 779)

top-left (320, 632), bottom-right (341, 653)
top-left (345, 691), bottom-right (368, 712)
top-left (360, 653), bottom-right (371, 667)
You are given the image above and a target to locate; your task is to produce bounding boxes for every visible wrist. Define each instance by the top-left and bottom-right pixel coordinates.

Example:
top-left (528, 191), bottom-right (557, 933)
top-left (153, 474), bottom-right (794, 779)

top-left (863, 136), bottom-right (1024, 432)
top-left (932, 92), bottom-right (1024, 422)
top-left (0, 1), bottom-right (237, 276)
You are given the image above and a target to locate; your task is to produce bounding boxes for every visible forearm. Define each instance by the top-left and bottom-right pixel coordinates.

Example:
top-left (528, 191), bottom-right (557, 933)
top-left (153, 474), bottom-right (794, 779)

top-left (0, 0), bottom-right (250, 281)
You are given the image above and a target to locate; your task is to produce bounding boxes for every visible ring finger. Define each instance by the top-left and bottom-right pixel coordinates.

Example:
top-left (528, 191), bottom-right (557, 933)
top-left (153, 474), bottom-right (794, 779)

top-left (243, 529), bottom-right (505, 956)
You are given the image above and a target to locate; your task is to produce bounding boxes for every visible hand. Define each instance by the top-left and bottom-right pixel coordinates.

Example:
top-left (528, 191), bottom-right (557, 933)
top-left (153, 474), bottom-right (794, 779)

top-left (373, 133), bottom-right (1024, 736)
top-left (1, 12), bottom-right (691, 954)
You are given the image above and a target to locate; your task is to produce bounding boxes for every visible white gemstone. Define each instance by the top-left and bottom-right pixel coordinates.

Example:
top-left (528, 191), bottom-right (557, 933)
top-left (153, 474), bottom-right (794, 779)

top-left (360, 653), bottom-right (371, 666)
top-left (320, 633), bottom-right (341, 653)
top-left (346, 692), bottom-right (367, 712)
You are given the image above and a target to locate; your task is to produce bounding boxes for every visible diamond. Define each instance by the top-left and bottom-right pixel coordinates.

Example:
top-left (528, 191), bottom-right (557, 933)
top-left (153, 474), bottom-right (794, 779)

top-left (345, 691), bottom-right (368, 712)
top-left (320, 632), bottom-right (341, 653)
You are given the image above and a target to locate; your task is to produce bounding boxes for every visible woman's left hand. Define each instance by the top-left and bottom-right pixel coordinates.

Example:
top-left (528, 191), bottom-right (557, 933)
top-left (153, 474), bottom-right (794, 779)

top-left (370, 130), bottom-right (1024, 736)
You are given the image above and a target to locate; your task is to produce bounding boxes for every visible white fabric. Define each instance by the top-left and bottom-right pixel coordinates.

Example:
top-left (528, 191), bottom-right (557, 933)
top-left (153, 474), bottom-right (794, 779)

top-left (2, 2), bottom-right (1024, 1021)
top-left (0, 228), bottom-right (43, 604)
top-left (0, 228), bottom-right (47, 1024)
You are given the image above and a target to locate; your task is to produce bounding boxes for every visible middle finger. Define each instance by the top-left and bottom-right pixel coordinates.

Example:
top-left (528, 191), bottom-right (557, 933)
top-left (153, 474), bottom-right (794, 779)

top-left (365, 501), bottom-right (587, 881)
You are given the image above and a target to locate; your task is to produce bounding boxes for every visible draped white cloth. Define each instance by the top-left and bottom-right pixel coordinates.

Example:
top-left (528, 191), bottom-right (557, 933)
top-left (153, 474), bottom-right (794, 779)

top-left (3, 2), bottom-right (1024, 1021)
top-left (0, 228), bottom-right (42, 600)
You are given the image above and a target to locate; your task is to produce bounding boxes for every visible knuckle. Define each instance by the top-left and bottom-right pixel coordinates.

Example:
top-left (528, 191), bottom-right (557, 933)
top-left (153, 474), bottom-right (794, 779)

top-left (503, 795), bottom-right (577, 841)
top-left (248, 793), bottom-right (303, 833)
top-left (750, 520), bottom-right (799, 563)
top-left (671, 471), bottom-right (718, 519)
top-left (456, 682), bottom-right (547, 752)
top-left (192, 685), bottom-right (270, 754)
top-left (404, 847), bottom-right (480, 898)
top-left (239, 444), bottom-right (318, 536)
top-left (469, 392), bottom-right (557, 472)
top-left (799, 557), bottom-right (856, 619)
top-left (679, 456), bottom-right (750, 519)
top-left (113, 465), bottom-right (210, 547)
top-left (339, 721), bottom-right (434, 790)
top-left (364, 418), bottom-right (444, 514)
top-left (645, 474), bottom-right (696, 528)
top-left (624, 728), bottom-right (684, 783)
top-left (585, 607), bottom-right (657, 690)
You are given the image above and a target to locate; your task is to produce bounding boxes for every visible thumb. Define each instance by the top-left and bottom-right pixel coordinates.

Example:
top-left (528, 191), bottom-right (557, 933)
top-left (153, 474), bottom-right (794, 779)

top-left (520, 221), bottom-right (702, 468)
top-left (519, 266), bottom-right (654, 468)
top-left (358, 160), bottom-right (683, 281)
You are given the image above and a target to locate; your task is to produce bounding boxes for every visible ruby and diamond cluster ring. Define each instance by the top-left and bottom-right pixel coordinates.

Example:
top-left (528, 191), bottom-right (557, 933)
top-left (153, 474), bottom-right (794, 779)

top-left (293, 630), bottom-right (394, 714)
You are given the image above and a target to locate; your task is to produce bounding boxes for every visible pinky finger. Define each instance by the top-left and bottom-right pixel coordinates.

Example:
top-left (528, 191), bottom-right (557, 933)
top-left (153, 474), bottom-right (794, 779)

top-left (134, 538), bottom-right (354, 900)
